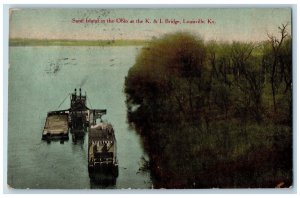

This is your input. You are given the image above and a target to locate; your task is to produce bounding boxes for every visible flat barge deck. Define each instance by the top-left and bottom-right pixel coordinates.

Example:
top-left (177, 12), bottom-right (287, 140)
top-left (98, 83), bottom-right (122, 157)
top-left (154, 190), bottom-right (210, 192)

top-left (42, 112), bottom-right (69, 141)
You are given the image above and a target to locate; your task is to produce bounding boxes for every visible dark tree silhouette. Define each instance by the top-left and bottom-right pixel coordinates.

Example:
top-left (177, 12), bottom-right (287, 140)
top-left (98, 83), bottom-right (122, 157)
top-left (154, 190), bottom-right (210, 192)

top-left (266, 23), bottom-right (289, 112)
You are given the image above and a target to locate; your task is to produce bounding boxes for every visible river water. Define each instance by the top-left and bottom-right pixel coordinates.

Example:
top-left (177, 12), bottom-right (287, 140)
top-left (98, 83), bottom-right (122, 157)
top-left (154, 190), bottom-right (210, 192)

top-left (8, 46), bottom-right (152, 189)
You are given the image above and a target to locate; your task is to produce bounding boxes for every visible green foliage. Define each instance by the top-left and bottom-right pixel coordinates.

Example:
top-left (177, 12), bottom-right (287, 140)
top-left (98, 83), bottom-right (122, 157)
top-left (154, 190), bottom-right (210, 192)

top-left (125, 31), bottom-right (292, 188)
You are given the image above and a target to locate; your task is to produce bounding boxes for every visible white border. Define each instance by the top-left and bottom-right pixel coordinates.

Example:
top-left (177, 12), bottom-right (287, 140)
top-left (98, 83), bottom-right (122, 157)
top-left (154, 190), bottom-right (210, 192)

top-left (1, 1), bottom-right (299, 197)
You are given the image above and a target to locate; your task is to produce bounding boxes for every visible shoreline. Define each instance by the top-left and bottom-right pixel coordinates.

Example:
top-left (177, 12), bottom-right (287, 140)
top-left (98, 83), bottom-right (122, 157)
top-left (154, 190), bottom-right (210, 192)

top-left (9, 39), bottom-right (149, 47)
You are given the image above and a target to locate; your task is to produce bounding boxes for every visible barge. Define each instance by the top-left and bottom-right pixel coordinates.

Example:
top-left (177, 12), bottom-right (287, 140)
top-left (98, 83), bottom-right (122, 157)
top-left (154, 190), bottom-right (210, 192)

top-left (42, 88), bottom-right (92, 141)
top-left (42, 111), bottom-right (69, 141)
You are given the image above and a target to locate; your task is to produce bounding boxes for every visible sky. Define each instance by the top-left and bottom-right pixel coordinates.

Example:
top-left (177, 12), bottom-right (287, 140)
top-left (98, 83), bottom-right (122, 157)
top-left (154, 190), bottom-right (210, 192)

top-left (9, 8), bottom-right (292, 42)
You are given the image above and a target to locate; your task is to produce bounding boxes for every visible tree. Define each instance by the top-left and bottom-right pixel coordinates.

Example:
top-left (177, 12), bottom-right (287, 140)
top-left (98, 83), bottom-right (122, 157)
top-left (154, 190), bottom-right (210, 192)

top-left (227, 42), bottom-right (265, 122)
top-left (266, 23), bottom-right (289, 112)
top-left (125, 29), bottom-right (292, 188)
top-left (125, 32), bottom-right (209, 123)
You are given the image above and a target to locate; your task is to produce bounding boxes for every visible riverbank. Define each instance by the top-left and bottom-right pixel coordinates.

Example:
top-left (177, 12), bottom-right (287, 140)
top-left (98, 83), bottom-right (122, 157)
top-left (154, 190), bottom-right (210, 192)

top-left (9, 38), bottom-right (149, 47)
top-left (125, 32), bottom-right (292, 188)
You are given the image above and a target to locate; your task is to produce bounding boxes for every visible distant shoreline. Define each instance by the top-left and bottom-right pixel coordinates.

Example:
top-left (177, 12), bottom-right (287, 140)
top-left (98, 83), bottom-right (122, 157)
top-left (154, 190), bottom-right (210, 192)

top-left (9, 39), bottom-right (149, 46)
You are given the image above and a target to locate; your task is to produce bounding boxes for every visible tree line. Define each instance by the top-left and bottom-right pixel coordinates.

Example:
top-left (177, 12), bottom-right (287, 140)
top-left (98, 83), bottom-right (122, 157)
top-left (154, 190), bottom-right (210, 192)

top-left (125, 25), bottom-right (292, 188)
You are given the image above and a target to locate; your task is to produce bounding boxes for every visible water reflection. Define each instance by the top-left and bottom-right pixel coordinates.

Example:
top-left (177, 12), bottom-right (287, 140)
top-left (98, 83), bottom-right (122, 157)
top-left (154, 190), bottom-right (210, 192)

top-left (71, 132), bottom-right (86, 144)
top-left (45, 136), bottom-right (69, 144)
top-left (89, 172), bottom-right (117, 189)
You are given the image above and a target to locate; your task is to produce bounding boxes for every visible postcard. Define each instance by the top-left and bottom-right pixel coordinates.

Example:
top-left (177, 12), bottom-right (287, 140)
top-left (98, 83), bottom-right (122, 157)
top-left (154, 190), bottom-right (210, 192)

top-left (7, 7), bottom-right (293, 189)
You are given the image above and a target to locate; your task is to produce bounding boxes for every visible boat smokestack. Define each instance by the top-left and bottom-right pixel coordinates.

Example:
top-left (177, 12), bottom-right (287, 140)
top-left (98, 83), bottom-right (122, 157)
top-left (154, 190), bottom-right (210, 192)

top-left (79, 88), bottom-right (82, 97)
top-left (74, 88), bottom-right (77, 95)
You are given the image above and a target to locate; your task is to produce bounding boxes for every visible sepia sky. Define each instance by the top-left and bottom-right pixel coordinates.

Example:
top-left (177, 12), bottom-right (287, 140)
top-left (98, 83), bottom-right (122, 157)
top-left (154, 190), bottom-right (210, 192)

top-left (9, 8), bottom-right (292, 42)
